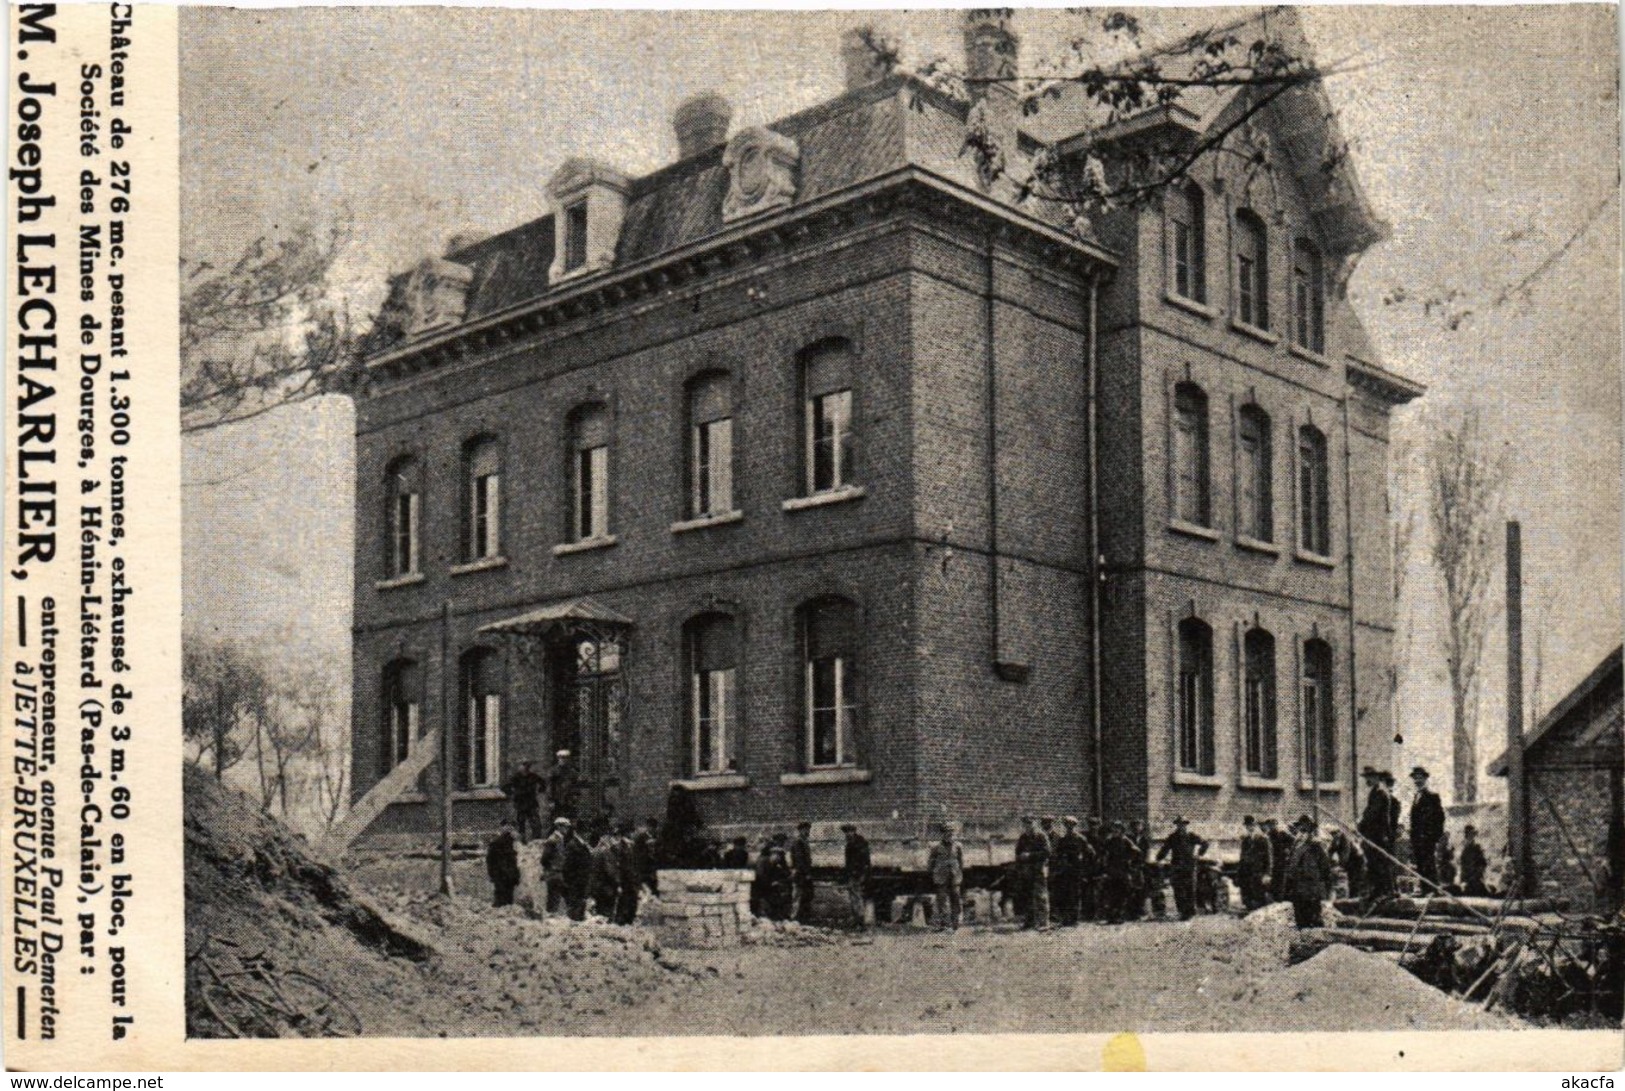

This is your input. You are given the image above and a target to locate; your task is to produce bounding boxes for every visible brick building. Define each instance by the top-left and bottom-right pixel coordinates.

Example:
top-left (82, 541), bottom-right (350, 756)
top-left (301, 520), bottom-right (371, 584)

top-left (348, 9), bottom-right (1421, 858)
top-left (1491, 647), bottom-right (1625, 912)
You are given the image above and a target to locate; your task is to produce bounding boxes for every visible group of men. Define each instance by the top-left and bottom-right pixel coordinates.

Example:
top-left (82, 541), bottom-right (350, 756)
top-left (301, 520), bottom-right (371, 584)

top-left (498, 753), bottom-right (581, 843)
top-left (485, 812), bottom-right (660, 922)
top-left (1356, 764), bottom-right (1489, 902)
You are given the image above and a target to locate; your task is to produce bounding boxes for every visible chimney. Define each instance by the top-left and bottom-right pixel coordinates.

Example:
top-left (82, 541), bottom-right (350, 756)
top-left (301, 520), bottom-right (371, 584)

top-left (673, 91), bottom-right (733, 161)
top-left (962, 9), bottom-right (1021, 188)
top-left (840, 26), bottom-right (891, 91)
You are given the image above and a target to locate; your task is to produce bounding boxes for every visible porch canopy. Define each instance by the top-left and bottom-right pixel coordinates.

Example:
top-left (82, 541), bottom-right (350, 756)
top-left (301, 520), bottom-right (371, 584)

top-left (477, 597), bottom-right (633, 639)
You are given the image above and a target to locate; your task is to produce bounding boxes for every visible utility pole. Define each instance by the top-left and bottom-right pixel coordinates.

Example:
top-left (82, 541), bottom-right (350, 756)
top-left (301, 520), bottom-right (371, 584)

top-left (439, 599), bottom-right (455, 896)
top-left (1505, 521), bottom-right (1527, 897)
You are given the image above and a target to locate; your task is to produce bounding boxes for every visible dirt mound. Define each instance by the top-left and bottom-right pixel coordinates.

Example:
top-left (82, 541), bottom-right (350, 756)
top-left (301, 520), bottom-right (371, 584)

top-left (184, 765), bottom-right (692, 1037)
top-left (1241, 943), bottom-right (1520, 1031)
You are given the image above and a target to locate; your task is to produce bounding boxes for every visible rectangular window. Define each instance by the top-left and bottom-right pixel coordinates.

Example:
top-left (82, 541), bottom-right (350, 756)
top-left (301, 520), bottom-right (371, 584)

top-left (807, 655), bottom-right (856, 767)
top-left (1176, 620), bottom-right (1215, 776)
top-left (468, 691), bottom-right (501, 788)
top-left (1237, 253), bottom-right (1257, 327)
top-left (1178, 667), bottom-right (1201, 771)
top-left (389, 698), bottom-right (418, 768)
top-left (807, 389), bottom-right (853, 494)
top-left (692, 667), bottom-right (736, 775)
top-left (564, 200), bottom-right (589, 272)
top-left (575, 445), bottom-right (609, 540)
top-left (1302, 641), bottom-right (1336, 783)
top-left (691, 417), bottom-right (734, 517)
top-left (469, 472), bottom-right (499, 560)
top-left (393, 492), bottom-right (419, 576)
top-left (1173, 221), bottom-right (1194, 300)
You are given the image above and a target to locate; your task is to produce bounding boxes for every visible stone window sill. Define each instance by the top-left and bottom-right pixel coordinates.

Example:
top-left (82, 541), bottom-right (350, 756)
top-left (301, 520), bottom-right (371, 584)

top-left (782, 485), bottom-right (866, 512)
top-left (396, 791), bottom-right (429, 804)
top-left (670, 774), bottom-right (750, 792)
top-left (671, 510), bottom-right (744, 534)
top-left (1235, 535), bottom-right (1280, 557)
top-left (1169, 519), bottom-right (1221, 543)
top-left (1294, 548), bottom-right (1336, 569)
top-left (454, 786), bottom-right (508, 802)
top-left (374, 572), bottom-right (425, 591)
top-left (449, 555), bottom-right (508, 576)
top-left (1231, 319), bottom-right (1279, 346)
top-left (1164, 292), bottom-right (1218, 321)
top-left (1297, 781), bottom-right (1342, 794)
top-left (1238, 775), bottom-right (1285, 791)
top-left (780, 768), bottom-right (872, 787)
top-left (553, 535), bottom-right (618, 557)
top-left (1289, 343), bottom-right (1330, 367)
top-left (1172, 770), bottom-right (1224, 788)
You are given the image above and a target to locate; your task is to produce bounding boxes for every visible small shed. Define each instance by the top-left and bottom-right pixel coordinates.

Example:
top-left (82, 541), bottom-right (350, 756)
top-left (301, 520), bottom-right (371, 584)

top-left (1491, 645), bottom-right (1624, 912)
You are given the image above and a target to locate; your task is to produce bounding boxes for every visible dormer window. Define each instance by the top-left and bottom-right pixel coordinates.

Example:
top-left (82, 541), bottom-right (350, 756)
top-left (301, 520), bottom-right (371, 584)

top-left (546, 157), bottom-right (630, 284)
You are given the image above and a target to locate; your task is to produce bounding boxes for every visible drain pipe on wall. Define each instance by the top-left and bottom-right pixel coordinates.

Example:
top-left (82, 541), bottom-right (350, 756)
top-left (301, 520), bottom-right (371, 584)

top-left (985, 227), bottom-right (1001, 675)
top-left (1085, 274), bottom-right (1104, 818)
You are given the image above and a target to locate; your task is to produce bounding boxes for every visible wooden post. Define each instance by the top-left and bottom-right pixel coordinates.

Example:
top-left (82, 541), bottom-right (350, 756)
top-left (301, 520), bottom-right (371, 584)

top-left (440, 599), bottom-right (455, 896)
top-left (1505, 521), bottom-right (1526, 897)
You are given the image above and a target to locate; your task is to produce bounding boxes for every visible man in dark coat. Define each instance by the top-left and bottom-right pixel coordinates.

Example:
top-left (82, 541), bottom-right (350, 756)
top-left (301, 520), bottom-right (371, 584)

top-left (540, 817), bottom-right (571, 914)
top-left (1155, 817), bottom-right (1209, 921)
top-left (1237, 815), bottom-right (1273, 911)
top-left (541, 818), bottom-right (592, 920)
top-left (1264, 818), bottom-right (1293, 903)
top-left (791, 821), bottom-right (816, 923)
top-left (842, 823), bottom-right (872, 929)
top-left (761, 836), bottom-right (794, 921)
top-left (721, 836), bottom-right (751, 868)
top-left (486, 820), bottom-right (521, 907)
top-left (614, 821), bottom-right (642, 924)
top-left (1082, 817), bottom-right (1106, 921)
top-left (1358, 767), bottom-right (1396, 902)
top-left (1100, 820), bottom-right (1140, 924)
top-left (1283, 814), bottom-right (1334, 928)
top-left (1052, 816), bottom-right (1091, 926)
top-left (1014, 815), bottom-right (1052, 930)
top-left (1459, 823), bottom-right (1490, 897)
top-left (1408, 766), bottom-right (1446, 890)
top-left (589, 826), bottom-right (622, 920)
top-left (502, 760), bottom-right (547, 843)
top-left (1328, 827), bottom-right (1364, 899)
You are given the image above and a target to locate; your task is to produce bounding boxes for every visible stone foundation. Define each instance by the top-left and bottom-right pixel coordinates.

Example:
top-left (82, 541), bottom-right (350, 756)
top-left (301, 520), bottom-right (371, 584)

top-left (655, 869), bottom-right (754, 948)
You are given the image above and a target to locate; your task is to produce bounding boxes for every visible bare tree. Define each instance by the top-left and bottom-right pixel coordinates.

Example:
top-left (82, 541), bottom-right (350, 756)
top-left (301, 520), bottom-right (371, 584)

top-left (300, 669), bottom-right (351, 832)
top-left (181, 220), bottom-right (363, 434)
top-left (1424, 404), bottom-right (1505, 803)
top-left (182, 638), bottom-right (272, 780)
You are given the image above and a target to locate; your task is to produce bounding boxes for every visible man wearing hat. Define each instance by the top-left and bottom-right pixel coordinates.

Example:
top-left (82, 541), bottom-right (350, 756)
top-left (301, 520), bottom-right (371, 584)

top-left (1408, 766), bottom-right (1446, 890)
top-left (792, 820), bottom-right (817, 923)
top-left (1052, 816), bottom-right (1091, 927)
top-left (502, 759), bottom-right (547, 844)
top-left (1237, 815), bottom-right (1273, 911)
top-left (1014, 815), bottom-right (1052, 930)
top-left (841, 824), bottom-right (872, 930)
top-left (1283, 814), bottom-right (1334, 928)
top-left (1459, 823), bottom-right (1490, 897)
top-left (486, 818), bottom-right (522, 908)
top-left (927, 822), bottom-right (966, 930)
top-left (1262, 818), bottom-right (1292, 904)
top-left (1358, 766), bottom-right (1396, 902)
top-left (540, 817), bottom-right (572, 914)
top-left (1039, 815), bottom-right (1061, 914)
top-left (1100, 820), bottom-right (1140, 924)
top-left (541, 817), bottom-right (592, 920)
top-left (1155, 817), bottom-right (1209, 921)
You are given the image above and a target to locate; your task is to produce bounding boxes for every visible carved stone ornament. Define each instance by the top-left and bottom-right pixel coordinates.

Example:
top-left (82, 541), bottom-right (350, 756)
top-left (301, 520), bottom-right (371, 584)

top-left (401, 257), bottom-right (474, 336)
top-left (722, 126), bottom-right (800, 223)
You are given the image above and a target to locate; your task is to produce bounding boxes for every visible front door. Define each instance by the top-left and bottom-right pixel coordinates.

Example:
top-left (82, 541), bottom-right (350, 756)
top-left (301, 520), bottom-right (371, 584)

top-left (552, 630), bottom-right (627, 825)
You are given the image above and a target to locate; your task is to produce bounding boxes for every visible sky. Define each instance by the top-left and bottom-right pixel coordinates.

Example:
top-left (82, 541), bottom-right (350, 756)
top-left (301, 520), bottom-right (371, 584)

top-left (178, 4), bottom-right (1622, 803)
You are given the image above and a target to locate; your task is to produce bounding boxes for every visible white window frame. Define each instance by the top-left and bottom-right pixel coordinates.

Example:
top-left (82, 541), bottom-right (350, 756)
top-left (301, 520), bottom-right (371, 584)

top-left (467, 690), bottom-right (502, 789)
top-left (1242, 629), bottom-right (1276, 779)
top-left (691, 666), bottom-right (736, 776)
top-left (468, 470), bottom-right (500, 561)
top-left (805, 388), bottom-right (853, 495)
top-left (1237, 405), bottom-right (1272, 543)
top-left (1176, 620), bottom-right (1215, 776)
top-left (389, 694), bottom-right (418, 768)
top-left (691, 416), bottom-right (734, 518)
top-left (1169, 183), bottom-right (1207, 305)
top-left (563, 199), bottom-right (589, 273)
top-left (805, 654), bottom-right (857, 769)
top-left (1292, 239), bottom-right (1326, 356)
top-left (575, 444), bottom-right (609, 541)
top-left (1298, 426), bottom-right (1330, 557)
top-left (1172, 384), bottom-right (1210, 528)
top-left (391, 490), bottom-right (419, 577)
top-left (1235, 211), bottom-right (1270, 331)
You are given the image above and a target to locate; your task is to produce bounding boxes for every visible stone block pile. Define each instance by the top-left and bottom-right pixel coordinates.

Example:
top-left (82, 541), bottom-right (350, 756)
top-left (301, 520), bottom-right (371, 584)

top-left (654, 869), bottom-right (754, 948)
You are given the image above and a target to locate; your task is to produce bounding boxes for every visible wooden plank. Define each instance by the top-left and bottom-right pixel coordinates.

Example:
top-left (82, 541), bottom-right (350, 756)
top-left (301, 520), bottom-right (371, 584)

top-left (321, 728), bottom-right (443, 858)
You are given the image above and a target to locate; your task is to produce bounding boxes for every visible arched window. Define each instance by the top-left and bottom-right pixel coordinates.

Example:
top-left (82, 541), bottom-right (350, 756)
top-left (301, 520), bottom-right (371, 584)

top-left (687, 373), bottom-right (735, 518)
top-left (1173, 382), bottom-right (1211, 527)
top-left (1301, 638), bottom-right (1335, 783)
top-left (799, 596), bottom-right (860, 768)
top-left (1177, 618), bottom-right (1215, 776)
top-left (685, 613), bottom-right (741, 775)
top-left (460, 647), bottom-right (504, 789)
top-left (1169, 182), bottom-right (1207, 304)
top-left (461, 436), bottom-right (502, 563)
top-left (1293, 238), bottom-right (1326, 355)
top-left (385, 456), bottom-right (421, 578)
top-left (568, 403), bottom-right (611, 542)
top-left (801, 340), bottom-right (856, 495)
top-left (1237, 404), bottom-right (1273, 542)
top-left (380, 658), bottom-right (422, 776)
top-left (1235, 209), bottom-right (1270, 330)
top-left (1242, 628), bottom-right (1277, 779)
top-left (1298, 424), bottom-right (1330, 556)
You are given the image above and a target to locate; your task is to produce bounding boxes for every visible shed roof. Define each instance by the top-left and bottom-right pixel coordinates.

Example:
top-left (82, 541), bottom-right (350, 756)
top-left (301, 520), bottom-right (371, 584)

top-left (1489, 645), bottom-right (1623, 775)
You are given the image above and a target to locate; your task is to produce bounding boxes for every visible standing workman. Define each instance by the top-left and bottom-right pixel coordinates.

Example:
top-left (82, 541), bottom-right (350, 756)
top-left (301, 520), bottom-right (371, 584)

top-left (540, 817), bottom-right (572, 915)
top-left (762, 835), bottom-right (794, 921)
top-left (614, 820), bottom-right (642, 924)
top-left (1040, 815), bottom-right (1060, 913)
top-left (927, 822), bottom-right (966, 930)
top-left (502, 760), bottom-right (547, 844)
top-left (1328, 827), bottom-right (1364, 899)
top-left (1283, 814), bottom-right (1334, 928)
top-left (1237, 815), bottom-right (1273, 911)
top-left (1014, 815), bottom-right (1052, 931)
top-left (1459, 824), bottom-right (1490, 897)
top-left (841, 823), bottom-right (872, 930)
top-left (486, 819), bottom-right (521, 908)
top-left (1264, 817), bottom-right (1293, 903)
top-left (1155, 816), bottom-right (1208, 921)
top-left (1408, 766), bottom-right (1445, 891)
top-left (1358, 766), bottom-right (1396, 902)
top-left (1052, 816), bottom-right (1090, 927)
top-left (792, 820), bottom-right (816, 923)
top-left (1082, 817), bottom-right (1106, 921)
top-left (1100, 820), bottom-right (1139, 924)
